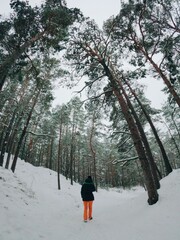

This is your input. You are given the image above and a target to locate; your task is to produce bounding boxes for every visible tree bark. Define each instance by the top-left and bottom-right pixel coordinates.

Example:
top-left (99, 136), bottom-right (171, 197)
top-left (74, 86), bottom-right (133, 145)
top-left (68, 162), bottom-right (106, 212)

top-left (101, 59), bottom-right (159, 204)
top-left (5, 113), bottom-right (23, 169)
top-left (11, 90), bottom-right (40, 172)
top-left (124, 80), bottom-right (172, 175)
top-left (0, 110), bottom-right (16, 166)
top-left (116, 77), bottom-right (160, 189)
top-left (70, 124), bottom-right (75, 185)
top-left (89, 111), bottom-right (98, 191)
top-left (57, 121), bottom-right (63, 190)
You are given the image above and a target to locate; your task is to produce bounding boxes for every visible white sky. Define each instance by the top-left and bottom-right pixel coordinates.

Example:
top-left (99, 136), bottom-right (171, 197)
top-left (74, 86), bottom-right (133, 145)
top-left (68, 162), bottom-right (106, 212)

top-left (1, 0), bottom-right (167, 108)
top-left (67, 0), bottom-right (121, 28)
top-left (1, 158), bottom-right (180, 240)
top-left (1, 0), bottom-right (121, 27)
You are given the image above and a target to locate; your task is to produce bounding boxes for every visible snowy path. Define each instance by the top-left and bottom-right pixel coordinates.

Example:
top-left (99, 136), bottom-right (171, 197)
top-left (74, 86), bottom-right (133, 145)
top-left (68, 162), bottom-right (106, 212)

top-left (0, 160), bottom-right (180, 240)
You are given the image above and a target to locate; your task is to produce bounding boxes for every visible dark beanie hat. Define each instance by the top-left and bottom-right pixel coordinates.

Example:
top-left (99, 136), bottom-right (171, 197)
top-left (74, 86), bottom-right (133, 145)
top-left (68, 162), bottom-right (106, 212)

top-left (85, 176), bottom-right (93, 183)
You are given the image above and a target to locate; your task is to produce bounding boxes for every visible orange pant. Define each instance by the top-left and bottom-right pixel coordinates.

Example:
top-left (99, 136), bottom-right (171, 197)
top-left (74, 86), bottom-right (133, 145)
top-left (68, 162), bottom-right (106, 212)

top-left (83, 201), bottom-right (93, 221)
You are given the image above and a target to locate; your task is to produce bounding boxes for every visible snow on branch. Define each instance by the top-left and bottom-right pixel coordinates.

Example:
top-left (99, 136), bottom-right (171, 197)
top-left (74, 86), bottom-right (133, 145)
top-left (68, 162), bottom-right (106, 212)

top-left (27, 131), bottom-right (54, 138)
top-left (112, 156), bottom-right (139, 165)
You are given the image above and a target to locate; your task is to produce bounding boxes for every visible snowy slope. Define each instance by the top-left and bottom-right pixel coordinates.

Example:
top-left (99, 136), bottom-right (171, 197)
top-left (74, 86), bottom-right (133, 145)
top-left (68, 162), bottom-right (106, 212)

top-left (0, 159), bottom-right (180, 240)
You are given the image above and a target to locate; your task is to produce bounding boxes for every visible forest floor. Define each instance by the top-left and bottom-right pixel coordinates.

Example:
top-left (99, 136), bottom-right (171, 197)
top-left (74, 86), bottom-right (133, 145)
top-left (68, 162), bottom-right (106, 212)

top-left (0, 159), bottom-right (180, 240)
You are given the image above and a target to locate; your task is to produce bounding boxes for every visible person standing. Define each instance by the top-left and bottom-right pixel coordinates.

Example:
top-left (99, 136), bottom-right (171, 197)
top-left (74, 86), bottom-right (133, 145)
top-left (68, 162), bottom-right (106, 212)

top-left (81, 176), bottom-right (96, 222)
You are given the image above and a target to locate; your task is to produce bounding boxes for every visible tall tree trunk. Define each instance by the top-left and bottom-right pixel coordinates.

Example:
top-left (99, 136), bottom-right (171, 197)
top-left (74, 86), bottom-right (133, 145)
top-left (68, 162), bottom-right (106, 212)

top-left (0, 109), bottom-right (16, 166)
top-left (101, 59), bottom-right (158, 204)
top-left (5, 114), bottom-right (23, 169)
top-left (124, 80), bottom-right (172, 175)
top-left (0, 126), bottom-right (6, 151)
top-left (89, 111), bottom-right (98, 191)
top-left (77, 147), bottom-right (81, 183)
top-left (113, 87), bottom-right (158, 204)
top-left (70, 124), bottom-right (75, 185)
top-left (57, 122), bottom-right (63, 190)
top-left (117, 78), bottom-right (160, 189)
top-left (49, 137), bottom-right (54, 170)
top-left (11, 90), bottom-right (40, 172)
top-left (38, 145), bottom-right (43, 166)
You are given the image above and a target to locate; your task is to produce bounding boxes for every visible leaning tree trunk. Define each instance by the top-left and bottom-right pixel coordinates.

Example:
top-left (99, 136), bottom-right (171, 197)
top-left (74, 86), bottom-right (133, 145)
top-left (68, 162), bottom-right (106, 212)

top-left (11, 90), bottom-right (40, 172)
top-left (101, 59), bottom-right (158, 205)
top-left (124, 80), bottom-right (172, 175)
top-left (116, 76), bottom-right (160, 189)
top-left (113, 86), bottom-right (158, 204)
top-left (5, 112), bottom-right (24, 169)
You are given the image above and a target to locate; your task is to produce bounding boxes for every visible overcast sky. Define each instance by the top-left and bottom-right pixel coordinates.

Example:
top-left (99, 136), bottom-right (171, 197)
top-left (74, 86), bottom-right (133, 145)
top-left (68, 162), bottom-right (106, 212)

top-left (1, 0), bottom-right (121, 27)
top-left (1, 0), bottom-right (166, 108)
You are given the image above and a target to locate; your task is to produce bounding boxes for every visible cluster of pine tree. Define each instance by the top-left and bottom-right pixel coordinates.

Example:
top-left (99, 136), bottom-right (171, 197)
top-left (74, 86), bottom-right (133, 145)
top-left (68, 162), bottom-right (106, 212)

top-left (0, 0), bottom-right (179, 204)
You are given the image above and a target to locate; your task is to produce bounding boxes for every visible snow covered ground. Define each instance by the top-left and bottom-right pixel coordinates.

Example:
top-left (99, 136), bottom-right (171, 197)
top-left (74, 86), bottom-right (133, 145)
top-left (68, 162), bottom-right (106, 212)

top-left (0, 159), bottom-right (180, 240)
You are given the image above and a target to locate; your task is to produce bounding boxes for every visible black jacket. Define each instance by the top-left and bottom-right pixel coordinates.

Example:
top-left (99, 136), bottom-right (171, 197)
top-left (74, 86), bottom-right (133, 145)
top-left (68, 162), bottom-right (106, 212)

top-left (81, 177), bottom-right (96, 201)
